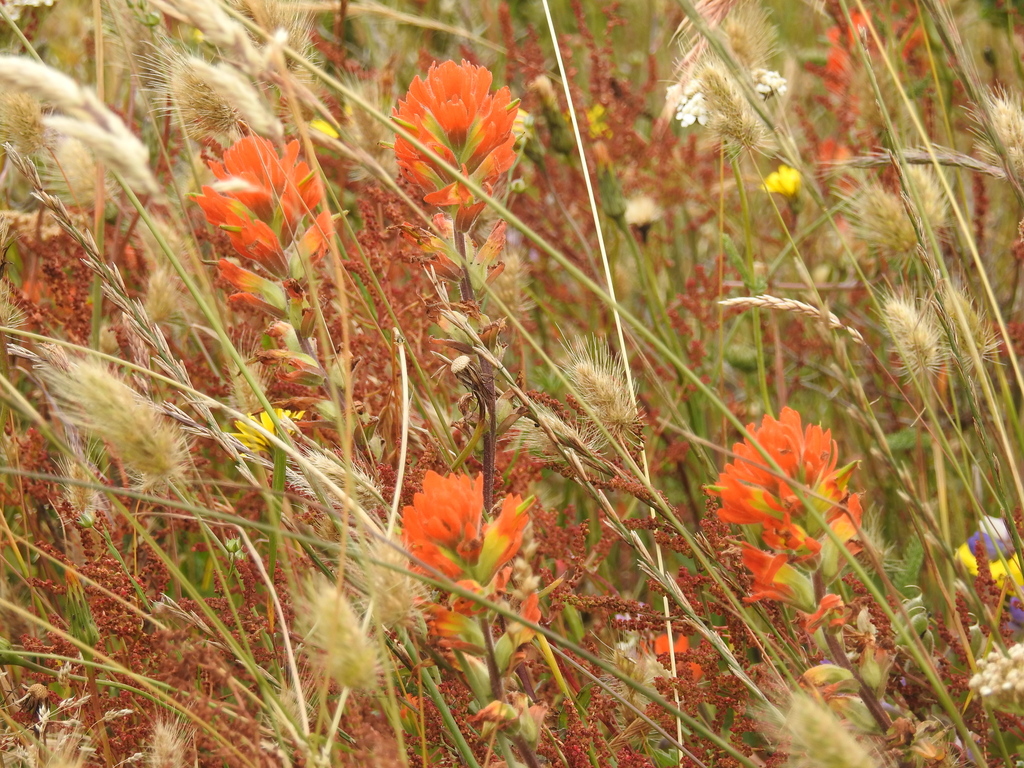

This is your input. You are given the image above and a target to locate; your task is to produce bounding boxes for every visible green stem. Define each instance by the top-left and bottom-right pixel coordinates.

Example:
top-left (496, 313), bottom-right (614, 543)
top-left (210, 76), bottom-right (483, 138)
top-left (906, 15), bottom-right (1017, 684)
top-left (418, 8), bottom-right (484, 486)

top-left (266, 444), bottom-right (288, 608)
top-left (730, 156), bottom-right (772, 415)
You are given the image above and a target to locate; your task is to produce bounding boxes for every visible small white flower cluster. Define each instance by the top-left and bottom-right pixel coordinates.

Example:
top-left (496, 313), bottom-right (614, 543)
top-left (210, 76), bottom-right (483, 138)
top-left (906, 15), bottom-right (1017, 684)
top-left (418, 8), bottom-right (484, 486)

top-left (970, 642), bottom-right (1024, 713)
top-left (671, 67), bottom-right (788, 129)
top-left (0, 0), bottom-right (55, 21)
top-left (752, 68), bottom-right (788, 98)
top-left (674, 80), bottom-right (708, 128)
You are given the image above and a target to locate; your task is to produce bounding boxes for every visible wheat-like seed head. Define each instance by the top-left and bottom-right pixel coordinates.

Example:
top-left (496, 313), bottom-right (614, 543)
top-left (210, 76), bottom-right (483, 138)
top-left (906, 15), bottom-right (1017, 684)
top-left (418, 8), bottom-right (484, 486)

top-left (0, 56), bottom-right (158, 194)
top-left (719, 295), bottom-right (865, 345)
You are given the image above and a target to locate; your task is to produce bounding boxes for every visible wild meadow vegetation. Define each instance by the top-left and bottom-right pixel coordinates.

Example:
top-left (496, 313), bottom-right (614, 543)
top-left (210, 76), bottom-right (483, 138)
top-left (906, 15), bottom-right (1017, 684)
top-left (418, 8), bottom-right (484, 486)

top-left (4, 0), bottom-right (1024, 765)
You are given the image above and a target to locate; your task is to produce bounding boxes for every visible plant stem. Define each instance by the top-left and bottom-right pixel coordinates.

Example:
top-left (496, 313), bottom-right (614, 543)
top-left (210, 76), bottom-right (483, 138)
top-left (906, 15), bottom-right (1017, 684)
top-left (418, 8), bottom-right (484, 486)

top-left (813, 571), bottom-right (891, 733)
top-left (454, 228), bottom-right (496, 511)
top-left (478, 615), bottom-right (541, 768)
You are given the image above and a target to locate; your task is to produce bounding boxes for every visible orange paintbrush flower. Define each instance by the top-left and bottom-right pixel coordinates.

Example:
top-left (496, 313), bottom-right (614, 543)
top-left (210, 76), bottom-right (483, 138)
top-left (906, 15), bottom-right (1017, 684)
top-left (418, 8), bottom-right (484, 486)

top-left (193, 136), bottom-right (329, 279)
top-left (741, 545), bottom-right (815, 611)
top-left (710, 407), bottom-right (860, 557)
top-left (402, 471), bottom-right (529, 585)
top-left (392, 60), bottom-right (518, 229)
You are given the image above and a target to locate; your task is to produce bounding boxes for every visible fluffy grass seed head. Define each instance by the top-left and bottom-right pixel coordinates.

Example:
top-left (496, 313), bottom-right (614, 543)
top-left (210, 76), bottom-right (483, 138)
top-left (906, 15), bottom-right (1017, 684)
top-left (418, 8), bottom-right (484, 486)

top-left (0, 57), bottom-right (157, 194)
top-left (0, 280), bottom-right (23, 329)
top-left (518, 402), bottom-right (606, 460)
top-left (337, 78), bottom-right (399, 181)
top-left (880, 292), bottom-right (949, 379)
top-left (696, 62), bottom-right (767, 155)
top-left (0, 91), bottom-right (46, 155)
top-left (295, 448), bottom-right (382, 514)
top-left (970, 642), bottom-right (1024, 714)
top-left (606, 643), bottom-right (669, 714)
top-left (43, 115), bottom-right (157, 195)
top-left (144, 263), bottom-right (187, 329)
top-left (851, 182), bottom-right (919, 259)
top-left (41, 358), bottom-right (188, 490)
top-left (300, 580), bottom-right (379, 691)
top-left (43, 136), bottom-right (107, 206)
top-left (781, 694), bottom-right (882, 768)
top-left (147, 718), bottom-right (193, 768)
top-left (565, 338), bottom-right (639, 444)
top-left (721, 1), bottom-right (778, 70)
top-left (488, 248), bottom-right (534, 318)
top-left (356, 537), bottom-right (424, 628)
top-left (229, 0), bottom-right (314, 57)
top-left (939, 281), bottom-right (1000, 371)
top-left (159, 52), bottom-right (243, 142)
top-left (976, 88), bottom-right (1024, 181)
top-left (0, 218), bottom-right (25, 328)
top-left (178, 57), bottom-right (282, 140)
top-left (624, 195), bottom-right (663, 242)
top-left (56, 455), bottom-right (105, 523)
top-left (904, 166), bottom-right (949, 229)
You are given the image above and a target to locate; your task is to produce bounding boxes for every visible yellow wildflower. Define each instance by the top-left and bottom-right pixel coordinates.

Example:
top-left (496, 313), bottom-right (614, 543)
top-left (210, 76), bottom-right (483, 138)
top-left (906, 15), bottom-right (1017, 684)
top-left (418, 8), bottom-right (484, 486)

top-left (585, 104), bottom-right (612, 139)
top-left (310, 119), bottom-right (340, 139)
top-left (956, 516), bottom-right (1024, 586)
top-left (230, 409), bottom-right (304, 452)
top-left (763, 164), bottom-right (801, 198)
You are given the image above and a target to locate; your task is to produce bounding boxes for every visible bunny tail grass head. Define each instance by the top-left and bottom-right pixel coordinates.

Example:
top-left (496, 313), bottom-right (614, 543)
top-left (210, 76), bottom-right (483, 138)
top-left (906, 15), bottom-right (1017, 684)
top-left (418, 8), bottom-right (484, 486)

top-left (43, 135), bottom-right (111, 206)
top-left (488, 248), bottom-right (534, 318)
top-left (0, 218), bottom-right (25, 327)
top-left (0, 91), bottom-right (46, 155)
top-left (851, 182), bottom-right (919, 259)
top-left (976, 88), bottom-right (1024, 181)
top-left (565, 338), bottom-right (639, 445)
top-left (880, 292), bottom-right (949, 379)
top-left (904, 166), bottom-right (949, 229)
top-left (698, 62), bottom-right (768, 155)
top-left (156, 51), bottom-right (244, 142)
top-left (41, 358), bottom-right (188, 490)
top-left (780, 694), bottom-right (883, 768)
top-left (721, 1), bottom-right (778, 70)
top-left (147, 718), bottom-right (193, 768)
top-left (940, 281), bottom-right (1000, 372)
top-left (299, 579), bottom-right (380, 691)
top-left (357, 536), bottom-right (424, 629)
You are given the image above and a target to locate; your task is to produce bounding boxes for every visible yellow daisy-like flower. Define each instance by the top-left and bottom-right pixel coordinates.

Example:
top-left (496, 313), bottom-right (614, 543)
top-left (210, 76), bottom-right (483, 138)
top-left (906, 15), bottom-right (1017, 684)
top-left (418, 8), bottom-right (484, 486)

top-left (763, 164), bottom-right (801, 198)
top-left (956, 542), bottom-right (1024, 586)
top-left (956, 516), bottom-right (1024, 586)
top-left (230, 409), bottom-right (304, 453)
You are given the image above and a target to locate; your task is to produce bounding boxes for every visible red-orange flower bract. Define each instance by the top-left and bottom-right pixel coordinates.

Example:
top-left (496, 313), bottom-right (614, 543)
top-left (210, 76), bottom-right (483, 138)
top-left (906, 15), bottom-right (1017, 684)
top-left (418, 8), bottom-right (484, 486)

top-left (402, 471), bottom-right (528, 585)
top-left (709, 407), bottom-right (860, 557)
top-left (392, 60), bottom-right (518, 230)
top-left (193, 136), bottom-right (329, 279)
